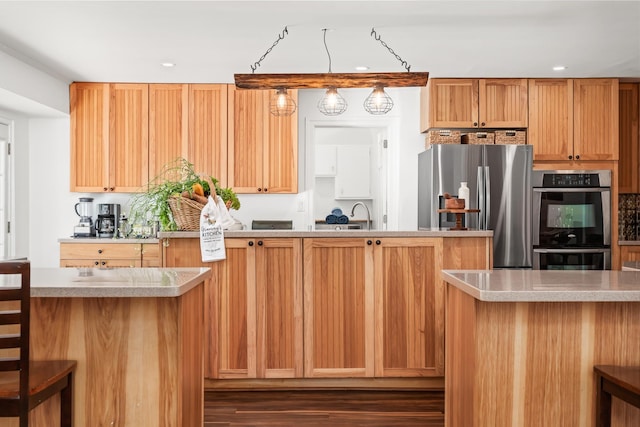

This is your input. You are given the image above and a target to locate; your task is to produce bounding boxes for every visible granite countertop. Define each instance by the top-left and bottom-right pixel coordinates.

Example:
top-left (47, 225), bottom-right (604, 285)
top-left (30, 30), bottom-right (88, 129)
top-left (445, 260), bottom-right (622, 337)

top-left (622, 261), bottom-right (640, 271)
top-left (158, 229), bottom-right (493, 239)
top-left (4, 267), bottom-right (211, 298)
top-left (59, 237), bottom-right (160, 244)
top-left (618, 241), bottom-right (640, 246)
top-left (441, 269), bottom-right (640, 302)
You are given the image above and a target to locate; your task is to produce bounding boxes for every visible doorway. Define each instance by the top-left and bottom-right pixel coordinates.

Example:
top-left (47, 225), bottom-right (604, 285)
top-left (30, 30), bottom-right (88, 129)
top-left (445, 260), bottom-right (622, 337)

top-left (306, 119), bottom-right (390, 230)
top-left (0, 119), bottom-right (12, 257)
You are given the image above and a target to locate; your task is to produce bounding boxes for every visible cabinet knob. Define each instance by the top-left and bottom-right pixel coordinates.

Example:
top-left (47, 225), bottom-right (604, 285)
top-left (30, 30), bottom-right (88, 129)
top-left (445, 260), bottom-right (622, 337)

top-left (367, 240), bottom-right (373, 245)
top-left (258, 188), bottom-right (262, 192)
top-left (575, 155), bottom-right (580, 160)
top-left (98, 249), bottom-right (103, 254)
top-left (109, 187), bottom-right (115, 192)
top-left (376, 240), bottom-right (381, 245)
top-left (248, 241), bottom-right (254, 246)
top-left (103, 187), bottom-right (108, 192)
top-left (481, 122), bottom-right (486, 127)
top-left (263, 188), bottom-right (268, 193)
top-left (94, 261), bottom-right (99, 266)
top-left (258, 240), bottom-right (263, 246)
top-left (473, 122), bottom-right (478, 127)
top-left (568, 155), bottom-right (573, 160)
top-left (101, 261), bottom-right (106, 266)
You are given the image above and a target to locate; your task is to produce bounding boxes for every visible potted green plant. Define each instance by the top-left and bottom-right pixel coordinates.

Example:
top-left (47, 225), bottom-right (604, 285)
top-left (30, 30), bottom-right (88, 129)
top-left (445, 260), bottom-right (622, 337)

top-left (128, 158), bottom-right (240, 232)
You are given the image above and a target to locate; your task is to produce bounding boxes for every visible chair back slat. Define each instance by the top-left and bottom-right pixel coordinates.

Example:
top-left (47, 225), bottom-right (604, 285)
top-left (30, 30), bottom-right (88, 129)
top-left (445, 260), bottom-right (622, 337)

top-left (0, 288), bottom-right (22, 303)
top-left (0, 333), bottom-right (21, 350)
top-left (0, 310), bottom-right (21, 325)
top-left (0, 358), bottom-right (20, 371)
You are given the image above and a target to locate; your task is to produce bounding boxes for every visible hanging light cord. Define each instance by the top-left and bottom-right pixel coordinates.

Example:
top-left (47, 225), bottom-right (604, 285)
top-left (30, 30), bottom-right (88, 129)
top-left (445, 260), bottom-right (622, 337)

top-left (250, 26), bottom-right (289, 73)
top-left (371, 28), bottom-right (411, 72)
top-left (322, 28), bottom-right (332, 73)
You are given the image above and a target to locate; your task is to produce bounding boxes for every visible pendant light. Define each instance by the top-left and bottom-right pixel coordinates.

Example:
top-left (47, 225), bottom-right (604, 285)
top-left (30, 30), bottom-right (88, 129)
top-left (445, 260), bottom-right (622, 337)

top-left (270, 88), bottom-right (297, 116)
top-left (318, 87), bottom-right (348, 116)
top-left (363, 86), bottom-right (394, 115)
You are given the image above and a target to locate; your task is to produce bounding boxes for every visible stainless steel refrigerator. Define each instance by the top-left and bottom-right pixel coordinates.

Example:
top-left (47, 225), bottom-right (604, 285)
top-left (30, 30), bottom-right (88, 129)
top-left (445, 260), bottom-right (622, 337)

top-left (418, 144), bottom-right (533, 268)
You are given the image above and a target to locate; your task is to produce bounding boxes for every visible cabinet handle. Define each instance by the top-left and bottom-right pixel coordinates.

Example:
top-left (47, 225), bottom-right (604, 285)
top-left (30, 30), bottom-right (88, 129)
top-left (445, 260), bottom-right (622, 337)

top-left (101, 261), bottom-right (106, 266)
top-left (98, 249), bottom-right (103, 254)
top-left (575, 155), bottom-right (580, 160)
top-left (376, 240), bottom-right (381, 245)
top-left (109, 187), bottom-right (115, 192)
top-left (258, 240), bottom-right (263, 246)
top-left (248, 241), bottom-right (254, 246)
top-left (103, 187), bottom-right (108, 192)
top-left (367, 240), bottom-right (373, 245)
top-left (264, 188), bottom-right (268, 192)
top-left (473, 122), bottom-right (478, 127)
top-left (258, 188), bottom-right (262, 192)
top-left (568, 155), bottom-right (573, 160)
top-left (481, 122), bottom-right (486, 127)
top-left (94, 261), bottom-right (99, 266)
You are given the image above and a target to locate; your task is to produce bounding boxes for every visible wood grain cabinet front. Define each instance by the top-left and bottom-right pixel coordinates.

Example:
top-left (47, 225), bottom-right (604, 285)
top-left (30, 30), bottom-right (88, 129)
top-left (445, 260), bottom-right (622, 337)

top-left (420, 78), bottom-right (528, 131)
top-left (59, 242), bottom-right (160, 268)
top-left (618, 83), bottom-right (640, 193)
top-left (70, 82), bottom-right (149, 192)
top-left (529, 78), bottom-right (619, 161)
top-left (227, 86), bottom-right (298, 194)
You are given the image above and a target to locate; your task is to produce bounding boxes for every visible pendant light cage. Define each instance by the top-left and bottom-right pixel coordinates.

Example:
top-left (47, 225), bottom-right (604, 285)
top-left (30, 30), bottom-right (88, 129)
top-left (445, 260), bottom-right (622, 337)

top-left (364, 86), bottom-right (394, 115)
top-left (270, 89), bottom-right (297, 116)
top-left (318, 88), bottom-right (348, 116)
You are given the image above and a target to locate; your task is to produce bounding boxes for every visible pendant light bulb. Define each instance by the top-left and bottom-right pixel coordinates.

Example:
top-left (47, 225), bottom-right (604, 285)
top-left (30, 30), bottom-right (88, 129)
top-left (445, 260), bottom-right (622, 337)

top-left (269, 88), bottom-right (296, 116)
top-left (318, 87), bottom-right (348, 116)
top-left (364, 86), bottom-right (394, 115)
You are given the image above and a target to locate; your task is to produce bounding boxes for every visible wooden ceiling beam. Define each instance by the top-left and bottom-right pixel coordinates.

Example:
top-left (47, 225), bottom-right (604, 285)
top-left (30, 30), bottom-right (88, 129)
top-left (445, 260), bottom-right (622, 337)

top-left (234, 72), bottom-right (429, 89)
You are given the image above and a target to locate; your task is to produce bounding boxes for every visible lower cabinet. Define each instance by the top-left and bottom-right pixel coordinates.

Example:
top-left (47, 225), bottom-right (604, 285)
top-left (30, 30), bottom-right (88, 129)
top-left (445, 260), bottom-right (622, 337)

top-left (59, 242), bottom-right (147, 267)
top-left (620, 245), bottom-right (640, 262)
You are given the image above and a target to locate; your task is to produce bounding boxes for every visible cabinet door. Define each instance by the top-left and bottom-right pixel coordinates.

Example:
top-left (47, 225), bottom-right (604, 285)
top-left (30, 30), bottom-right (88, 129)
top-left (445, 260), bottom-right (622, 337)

top-left (303, 238), bottom-right (374, 377)
top-left (265, 89), bottom-right (298, 193)
top-left (60, 242), bottom-right (142, 259)
top-left (528, 79), bottom-right (574, 161)
top-left (141, 242), bottom-right (161, 267)
top-left (479, 79), bottom-right (528, 128)
top-left (574, 79), bottom-right (619, 161)
top-left (618, 83), bottom-right (639, 193)
top-left (189, 84), bottom-right (228, 185)
top-left (110, 83), bottom-right (149, 192)
top-left (228, 86), bottom-right (266, 193)
top-left (374, 238), bottom-right (442, 377)
top-left (621, 246), bottom-right (640, 262)
top-left (70, 82), bottom-right (110, 192)
top-left (421, 79), bottom-right (479, 129)
top-left (256, 238), bottom-right (303, 378)
top-left (149, 84), bottom-right (188, 180)
top-left (314, 145), bottom-right (337, 177)
top-left (335, 145), bottom-right (371, 199)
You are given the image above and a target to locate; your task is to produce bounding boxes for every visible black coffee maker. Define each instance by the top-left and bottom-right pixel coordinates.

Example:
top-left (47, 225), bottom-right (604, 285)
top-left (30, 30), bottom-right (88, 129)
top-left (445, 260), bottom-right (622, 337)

top-left (95, 204), bottom-right (121, 238)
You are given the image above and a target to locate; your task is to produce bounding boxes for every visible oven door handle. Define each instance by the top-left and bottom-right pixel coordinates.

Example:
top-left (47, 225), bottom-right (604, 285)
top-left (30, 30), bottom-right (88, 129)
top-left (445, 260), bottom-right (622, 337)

top-left (532, 188), bottom-right (610, 193)
top-left (533, 248), bottom-right (610, 254)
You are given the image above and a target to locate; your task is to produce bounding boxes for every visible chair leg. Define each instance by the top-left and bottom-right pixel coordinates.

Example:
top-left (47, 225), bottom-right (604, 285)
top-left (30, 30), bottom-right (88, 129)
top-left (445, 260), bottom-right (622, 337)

top-left (60, 372), bottom-right (74, 427)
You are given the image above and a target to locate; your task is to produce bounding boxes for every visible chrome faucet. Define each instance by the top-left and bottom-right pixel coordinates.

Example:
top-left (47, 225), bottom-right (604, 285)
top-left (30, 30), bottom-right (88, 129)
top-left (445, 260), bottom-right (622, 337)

top-left (350, 202), bottom-right (371, 230)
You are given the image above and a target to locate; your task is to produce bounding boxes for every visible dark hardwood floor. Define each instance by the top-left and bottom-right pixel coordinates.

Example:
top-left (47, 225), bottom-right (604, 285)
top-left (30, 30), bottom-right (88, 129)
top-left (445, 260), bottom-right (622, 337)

top-left (204, 390), bottom-right (444, 426)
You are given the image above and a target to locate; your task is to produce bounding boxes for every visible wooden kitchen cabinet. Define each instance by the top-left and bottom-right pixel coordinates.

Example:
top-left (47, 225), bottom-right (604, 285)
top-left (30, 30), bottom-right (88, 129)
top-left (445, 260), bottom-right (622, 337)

top-left (620, 245), bottom-right (640, 263)
top-left (618, 83), bottom-right (639, 193)
top-left (227, 86), bottom-right (298, 194)
top-left (420, 78), bottom-right (528, 131)
top-left (529, 78), bottom-right (619, 161)
top-left (303, 238), bottom-right (375, 378)
top-left (70, 82), bottom-right (149, 192)
top-left (163, 237), bottom-right (303, 380)
top-left (59, 241), bottom-right (143, 267)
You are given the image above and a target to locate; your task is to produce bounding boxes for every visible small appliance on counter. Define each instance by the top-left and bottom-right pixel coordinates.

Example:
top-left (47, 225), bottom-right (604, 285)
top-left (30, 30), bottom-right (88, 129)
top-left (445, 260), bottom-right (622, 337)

top-left (73, 197), bottom-right (95, 238)
top-left (95, 203), bottom-right (121, 238)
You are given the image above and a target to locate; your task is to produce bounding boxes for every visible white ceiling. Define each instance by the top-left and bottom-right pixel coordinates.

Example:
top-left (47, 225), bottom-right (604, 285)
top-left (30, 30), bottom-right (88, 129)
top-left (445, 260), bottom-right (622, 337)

top-left (0, 1), bottom-right (639, 116)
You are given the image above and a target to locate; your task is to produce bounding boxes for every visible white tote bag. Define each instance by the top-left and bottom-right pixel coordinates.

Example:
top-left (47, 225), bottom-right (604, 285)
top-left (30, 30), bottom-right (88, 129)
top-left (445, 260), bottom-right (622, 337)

top-left (200, 195), bottom-right (227, 262)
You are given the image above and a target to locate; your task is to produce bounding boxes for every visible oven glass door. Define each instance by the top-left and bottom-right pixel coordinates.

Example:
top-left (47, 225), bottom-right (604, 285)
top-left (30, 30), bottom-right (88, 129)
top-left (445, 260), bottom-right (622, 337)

top-left (534, 249), bottom-right (610, 270)
top-left (533, 188), bottom-right (610, 247)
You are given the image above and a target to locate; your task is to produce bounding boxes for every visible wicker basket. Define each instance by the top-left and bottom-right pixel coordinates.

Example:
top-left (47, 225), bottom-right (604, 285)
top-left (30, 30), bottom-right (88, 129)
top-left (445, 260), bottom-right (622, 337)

top-left (425, 130), bottom-right (461, 149)
top-left (495, 130), bottom-right (526, 145)
top-left (168, 196), bottom-right (205, 231)
top-left (462, 132), bottom-right (495, 145)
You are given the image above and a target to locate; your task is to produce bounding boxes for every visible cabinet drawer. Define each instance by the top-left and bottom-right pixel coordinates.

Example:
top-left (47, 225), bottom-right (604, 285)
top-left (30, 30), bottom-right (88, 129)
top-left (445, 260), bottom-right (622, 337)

top-left (60, 243), bottom-right (141, 259)
top-left (59, 259), bottom-right (141, 268)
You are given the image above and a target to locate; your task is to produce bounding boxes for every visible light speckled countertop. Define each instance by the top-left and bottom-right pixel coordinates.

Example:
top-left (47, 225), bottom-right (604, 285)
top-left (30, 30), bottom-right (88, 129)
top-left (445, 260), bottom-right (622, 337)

top-left (622, 261), bottom-right (640, 271)
top-left (618, 241), bottom-right (640, 246)
top-left (6, 267), bottom-right (211, 298)
top-left (158, 228), bottom-right (493, 239)
top-left (441, 269), bottom-right (640, 302)
top-left (58, 237), bottom-right (160, 243)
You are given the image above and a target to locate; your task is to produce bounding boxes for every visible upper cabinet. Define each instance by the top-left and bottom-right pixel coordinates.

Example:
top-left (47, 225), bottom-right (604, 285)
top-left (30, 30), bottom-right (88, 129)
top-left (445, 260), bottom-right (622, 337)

top-left (71, 82), bottom-right (149, 192)
top-left (420, 78), bottom-right (528, 131)
top-left (618, 83), bottom-right (640, 194)
top-left (227, 86), bottom-right (298, 194)
top-left (529, 78), bottom-right (619, 161)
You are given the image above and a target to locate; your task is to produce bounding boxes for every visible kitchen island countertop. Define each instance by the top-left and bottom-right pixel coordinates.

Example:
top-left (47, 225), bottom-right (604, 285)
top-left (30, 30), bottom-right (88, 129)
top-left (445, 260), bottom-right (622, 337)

top-left (159, 228), bottom-right (493, 239)
top-left (441, 269), bottom-right (640, 302)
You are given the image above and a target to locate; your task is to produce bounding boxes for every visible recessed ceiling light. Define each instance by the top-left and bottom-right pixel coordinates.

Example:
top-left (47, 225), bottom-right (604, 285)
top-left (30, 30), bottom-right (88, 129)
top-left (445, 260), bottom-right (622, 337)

top-left (553, 65), bottom-right (567, 71)
top-left (355, 66), bottom-right (369, 71)
top-left (161, 62), bottom-right (176, 68)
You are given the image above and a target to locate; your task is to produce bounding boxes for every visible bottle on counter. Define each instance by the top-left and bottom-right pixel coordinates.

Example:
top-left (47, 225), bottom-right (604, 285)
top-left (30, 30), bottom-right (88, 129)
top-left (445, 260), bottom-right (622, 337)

top-left (458, 182), bottom-right (470, 209)
top-left (117, 214), bottom-right (129, 239)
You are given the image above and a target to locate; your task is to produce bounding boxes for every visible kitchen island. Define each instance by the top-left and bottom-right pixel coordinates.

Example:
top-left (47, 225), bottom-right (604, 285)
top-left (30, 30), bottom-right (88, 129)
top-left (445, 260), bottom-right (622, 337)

top-left (1, 267), bottom-right (211, 427)
top-left (442, 269), bottom-right (640, 427)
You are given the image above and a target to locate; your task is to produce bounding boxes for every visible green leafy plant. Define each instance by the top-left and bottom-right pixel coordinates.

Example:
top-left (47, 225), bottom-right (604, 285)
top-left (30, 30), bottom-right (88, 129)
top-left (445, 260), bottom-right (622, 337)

top-left (128, 158), bottom-right (240, 231)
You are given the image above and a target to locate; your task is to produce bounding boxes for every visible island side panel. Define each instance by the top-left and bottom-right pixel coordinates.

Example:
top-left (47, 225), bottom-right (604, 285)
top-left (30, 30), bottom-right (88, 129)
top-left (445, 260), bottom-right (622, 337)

top-left (26, 294), bottom-right (203, 427)
top-left (445, 287), bottom-right (640, 427)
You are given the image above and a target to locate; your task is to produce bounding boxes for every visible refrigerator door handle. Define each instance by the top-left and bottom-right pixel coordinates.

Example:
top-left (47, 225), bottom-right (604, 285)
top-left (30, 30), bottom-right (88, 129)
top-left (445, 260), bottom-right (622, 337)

top-left (484, 166), bottom-right (490, 229)
top-left (477, 166), bottom-right (485, 228)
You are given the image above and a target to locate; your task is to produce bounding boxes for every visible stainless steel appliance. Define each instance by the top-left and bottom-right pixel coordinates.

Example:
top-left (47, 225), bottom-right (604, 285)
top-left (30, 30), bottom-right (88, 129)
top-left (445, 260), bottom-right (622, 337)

top-left (73, 197), bottom-right (95, 237)
top-left (418, 144), bottom-right (533, 268)
top-left (95, 203), bottom-right (120, 238)
top-left (532, 170), bottom-right (611, 270)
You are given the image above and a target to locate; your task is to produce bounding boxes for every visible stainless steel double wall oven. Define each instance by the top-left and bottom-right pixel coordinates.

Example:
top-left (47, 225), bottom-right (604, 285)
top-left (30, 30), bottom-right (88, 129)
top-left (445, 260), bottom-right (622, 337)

top-left (532, 170), bottom-right (611, 270)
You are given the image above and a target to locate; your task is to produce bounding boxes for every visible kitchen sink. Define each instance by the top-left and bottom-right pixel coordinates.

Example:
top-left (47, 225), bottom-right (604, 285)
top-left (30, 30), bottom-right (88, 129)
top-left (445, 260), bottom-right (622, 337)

top-left (314, 223), bottom-right (363, 231)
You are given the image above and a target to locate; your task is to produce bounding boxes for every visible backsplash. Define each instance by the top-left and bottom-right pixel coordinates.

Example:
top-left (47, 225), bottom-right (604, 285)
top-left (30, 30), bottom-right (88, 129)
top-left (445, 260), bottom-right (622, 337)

top-left (619, 194), bottom-right (640, 240)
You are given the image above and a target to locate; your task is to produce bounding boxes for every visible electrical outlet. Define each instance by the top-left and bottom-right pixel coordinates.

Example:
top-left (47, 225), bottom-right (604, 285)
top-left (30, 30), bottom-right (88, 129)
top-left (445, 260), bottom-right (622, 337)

top-left (297, 200), bottom-right (305, 212)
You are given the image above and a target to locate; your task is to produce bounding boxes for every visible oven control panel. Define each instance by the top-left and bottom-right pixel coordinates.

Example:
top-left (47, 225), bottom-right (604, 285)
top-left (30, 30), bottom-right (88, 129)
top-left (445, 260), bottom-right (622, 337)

top-left (532, 170), bottom-right (611, 188)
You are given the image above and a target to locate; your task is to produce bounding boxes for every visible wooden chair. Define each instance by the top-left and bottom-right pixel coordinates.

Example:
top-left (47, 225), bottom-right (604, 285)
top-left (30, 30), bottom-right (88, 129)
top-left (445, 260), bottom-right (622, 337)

top-left (0, 260), bottom-right (76, 427)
